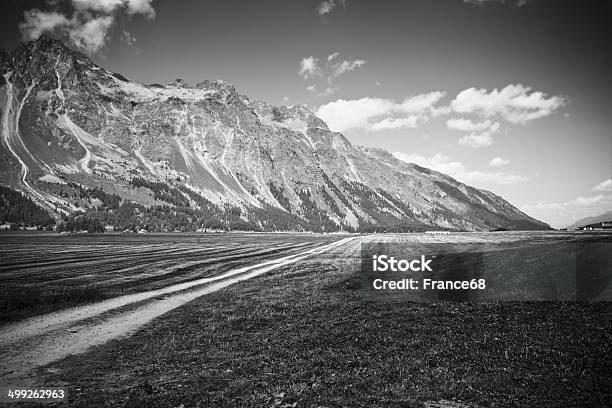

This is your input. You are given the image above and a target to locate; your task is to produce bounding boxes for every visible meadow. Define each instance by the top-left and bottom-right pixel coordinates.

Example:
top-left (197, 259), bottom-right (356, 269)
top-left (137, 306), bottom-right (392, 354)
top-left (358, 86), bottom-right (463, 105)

top-left (0, 231), bottom-right (610, 407)
top-left (0, 232), bottom-right (337, 323)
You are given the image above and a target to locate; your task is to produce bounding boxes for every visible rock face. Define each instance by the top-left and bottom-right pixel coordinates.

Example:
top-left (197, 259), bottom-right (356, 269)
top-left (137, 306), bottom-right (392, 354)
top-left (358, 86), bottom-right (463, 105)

top-left (0, 35), bottom-right (549, 232)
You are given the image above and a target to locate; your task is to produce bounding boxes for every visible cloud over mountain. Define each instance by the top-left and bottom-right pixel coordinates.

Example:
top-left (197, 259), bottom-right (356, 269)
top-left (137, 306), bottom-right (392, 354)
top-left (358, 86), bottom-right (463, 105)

top-left (316, 92), bottom-right (445, 132)
top-left (316, 84), bottom-right (563, 137)
top-left (18, 0), bottom-right (155, 53)
top-left (315, 84), bottom-right (562, 147)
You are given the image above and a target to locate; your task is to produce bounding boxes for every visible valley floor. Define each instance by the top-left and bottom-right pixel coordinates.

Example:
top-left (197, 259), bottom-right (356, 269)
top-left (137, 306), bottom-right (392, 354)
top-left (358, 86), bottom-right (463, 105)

top-left (0, 232), bottom-right (610, 407)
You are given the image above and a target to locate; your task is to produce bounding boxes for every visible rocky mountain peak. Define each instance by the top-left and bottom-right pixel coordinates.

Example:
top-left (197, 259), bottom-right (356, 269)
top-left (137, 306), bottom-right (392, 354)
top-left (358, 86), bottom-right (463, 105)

top-left (196, 79), bottom-right (235, 93)
top-left (248, 101), bottom-right (327, 131)
top-left (0, 36), bottom-right (550, 232)
top-left (30, 34), bottom-right (73, 55)
top-left (4, 34), bottom-right (104, 92)
top-left (168, 78), bottom-right (189, 88)
top-left (11, 34), bottom-right (86, 68)
top-left (287, 104), bottom-right (329, 130)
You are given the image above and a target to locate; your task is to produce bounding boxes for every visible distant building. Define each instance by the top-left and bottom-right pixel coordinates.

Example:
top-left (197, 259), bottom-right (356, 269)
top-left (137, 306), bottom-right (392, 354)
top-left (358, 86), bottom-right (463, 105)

top-left (576, 221), bottom-right (612, 231)
top-left (425, 230), bottom-right (450, 235)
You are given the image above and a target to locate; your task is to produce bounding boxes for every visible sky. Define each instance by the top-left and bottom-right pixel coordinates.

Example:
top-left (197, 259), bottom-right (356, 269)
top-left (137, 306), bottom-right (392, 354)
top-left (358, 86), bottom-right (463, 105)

top-left (1, 0), bottom-right (611, 228)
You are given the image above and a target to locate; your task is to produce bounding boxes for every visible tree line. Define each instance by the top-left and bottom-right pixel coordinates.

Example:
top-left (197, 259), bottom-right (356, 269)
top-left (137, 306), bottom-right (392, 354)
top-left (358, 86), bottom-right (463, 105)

top-left (0, 185), bottom-right (55, 228)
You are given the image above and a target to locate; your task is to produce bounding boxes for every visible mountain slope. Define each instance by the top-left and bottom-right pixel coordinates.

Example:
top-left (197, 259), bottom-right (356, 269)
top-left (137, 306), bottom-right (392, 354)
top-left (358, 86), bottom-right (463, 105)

top-left (567, 210), bottom-right (612, 230)
top-left (0, 35), bottom-right (549, 232)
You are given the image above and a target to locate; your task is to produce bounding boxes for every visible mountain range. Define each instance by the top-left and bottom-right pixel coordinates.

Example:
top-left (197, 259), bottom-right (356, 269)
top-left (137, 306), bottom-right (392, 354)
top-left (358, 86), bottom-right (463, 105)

top-left (566, 210), bottom-right (612, 230)
top-left (0, 35), bottom-right (549, 232)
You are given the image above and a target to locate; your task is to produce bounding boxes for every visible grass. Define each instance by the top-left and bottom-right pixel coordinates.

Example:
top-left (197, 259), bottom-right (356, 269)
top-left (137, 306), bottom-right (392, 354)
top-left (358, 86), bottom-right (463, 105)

top-left (43, 258), bottom-right (612, 407)
top-left (0, 232), bottom-right (337, 324)
top-left (0, 285), bottom-right (108, 323)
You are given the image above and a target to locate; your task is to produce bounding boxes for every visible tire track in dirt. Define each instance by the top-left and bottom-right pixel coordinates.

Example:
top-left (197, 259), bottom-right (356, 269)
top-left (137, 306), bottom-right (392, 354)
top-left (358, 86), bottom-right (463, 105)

top-left (0, 236), bottom-right (356, 385)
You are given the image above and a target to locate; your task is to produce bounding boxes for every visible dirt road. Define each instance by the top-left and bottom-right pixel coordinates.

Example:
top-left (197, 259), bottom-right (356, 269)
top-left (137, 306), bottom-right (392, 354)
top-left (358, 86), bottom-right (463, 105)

top-left (0, 237), bottom-right (356, 385)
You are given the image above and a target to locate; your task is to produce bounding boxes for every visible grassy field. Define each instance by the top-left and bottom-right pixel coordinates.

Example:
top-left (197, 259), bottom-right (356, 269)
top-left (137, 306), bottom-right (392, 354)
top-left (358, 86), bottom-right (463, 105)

top-left (30, 231), bottom-right (612, 407)
top-left (0, 232), bottom-right (338, 323)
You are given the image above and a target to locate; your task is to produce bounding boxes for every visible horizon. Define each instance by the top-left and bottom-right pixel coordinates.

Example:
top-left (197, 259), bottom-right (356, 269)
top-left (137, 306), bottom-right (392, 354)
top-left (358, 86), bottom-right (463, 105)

top-left (1, 0), bottom-right (611, 228)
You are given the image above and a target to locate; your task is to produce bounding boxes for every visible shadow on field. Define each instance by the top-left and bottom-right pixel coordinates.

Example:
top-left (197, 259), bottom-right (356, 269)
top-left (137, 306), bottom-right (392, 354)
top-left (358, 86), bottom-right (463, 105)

top-left (0, 285), bottom-right (108, 324)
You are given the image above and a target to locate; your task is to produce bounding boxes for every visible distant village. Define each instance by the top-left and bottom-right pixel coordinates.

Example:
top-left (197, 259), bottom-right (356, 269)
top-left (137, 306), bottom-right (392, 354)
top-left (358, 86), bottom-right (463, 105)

top-left (574, 221), bottom-right (612, 231)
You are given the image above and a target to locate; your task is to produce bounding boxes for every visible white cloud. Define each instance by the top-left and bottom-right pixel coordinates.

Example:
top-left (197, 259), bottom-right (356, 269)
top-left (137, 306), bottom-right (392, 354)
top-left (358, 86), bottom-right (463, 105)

top-left (19, 10), bottom-right (114, 53)
top-left (574, 194), bottom-right (608, 206)
top-left (19, 10), bottom-right (70, 41)
top-left (458, 133), bottom-right (493, 148)
top-left (593, 179), bottom-right (612, 192)
top-left (398, 92), bottom-right (446, 113)
top-left (523, 202), bottom-right (565, 211)
top-left (458, 122), bottom-right (500, 148)
top-left (124, 0), bottom-right (155, 18)
top-left (489, 157), bottom-right (510, 167)
top-left (331, 59), bottom-right (366, 77)
top-left (72, 0), bottom-right (154, 16)
top-left (368, 116), bottom-right (422, 131)
top-left (521, 194), bottom-right (611, 216)
top-left (327, 52), bottom-right (339, 62)
top-left (67, 15), bottom-right (114, 53)
top-left (316, 97), bottom-right (393, 131)
top-left (19, 0), bottom-right (156, 54)
top-left (393, 152), bottom-right (530, 185)
top-left (447, 118), bottom-right (501, 147)
top-left (317, 0), bottom-right (336, 15)
top-left (446, 118), bottom-right (492, 132)
top-left (298, 56), bottom-right (322, 79)
top-left (299, 52), bottom-right (366, 87)
top-left (316, 92), bottom-right (445, 132)
top-left (430, 105), bottom-right (452, 117)
top-left (306, 85), bottom-right (335, 97)
top-left (313, 83), bottom-right (562, 138)
top-left (72, 0), bottom-right (123, 13)
top-left (521, 194), bottom-right (611, 211)
top-left (451, 84), bottom-right (565, 124)
top-left (316, 0), bottom-right (345, 15)
top-left (520, 193), bottom-right (612, 228)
